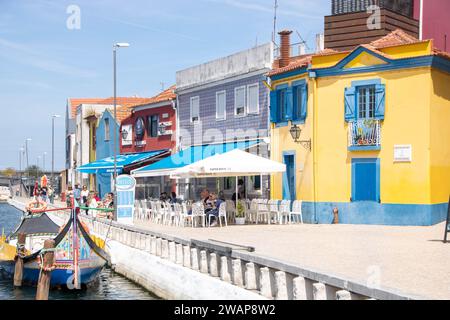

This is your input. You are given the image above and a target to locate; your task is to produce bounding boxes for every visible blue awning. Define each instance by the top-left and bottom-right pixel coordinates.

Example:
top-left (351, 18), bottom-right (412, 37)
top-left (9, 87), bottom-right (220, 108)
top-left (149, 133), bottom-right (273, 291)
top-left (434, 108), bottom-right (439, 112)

top-left (77, 150), bottom-right (167, 174)
top-left (131, 140), bottom-right (261, 177)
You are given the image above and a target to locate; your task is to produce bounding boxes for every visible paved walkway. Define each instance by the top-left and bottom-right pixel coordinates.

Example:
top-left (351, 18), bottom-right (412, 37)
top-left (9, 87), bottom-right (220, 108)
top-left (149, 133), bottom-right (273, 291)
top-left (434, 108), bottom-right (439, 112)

top-left (134, 220), bottom-right (450, 300)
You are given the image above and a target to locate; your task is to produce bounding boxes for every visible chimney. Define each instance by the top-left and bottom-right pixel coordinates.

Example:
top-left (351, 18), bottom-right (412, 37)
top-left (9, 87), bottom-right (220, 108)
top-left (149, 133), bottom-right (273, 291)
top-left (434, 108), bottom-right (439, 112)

top-left (315, 33), bottom-right (324, 53)
top-left (278, 30), bottom-right (293, 68)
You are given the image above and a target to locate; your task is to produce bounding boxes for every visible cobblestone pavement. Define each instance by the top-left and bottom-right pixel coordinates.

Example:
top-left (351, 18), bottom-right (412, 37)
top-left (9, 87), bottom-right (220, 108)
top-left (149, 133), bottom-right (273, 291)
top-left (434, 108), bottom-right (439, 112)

top-left (134, 219), bottom-right (450, 300)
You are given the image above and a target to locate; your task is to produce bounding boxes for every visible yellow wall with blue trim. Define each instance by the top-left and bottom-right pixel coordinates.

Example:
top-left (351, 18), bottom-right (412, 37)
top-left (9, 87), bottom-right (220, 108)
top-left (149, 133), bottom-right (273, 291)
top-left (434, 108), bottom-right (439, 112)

top-left (270, 67), bottom-right (448, 207)
top-left (430, 69), bottom-right (450, 204)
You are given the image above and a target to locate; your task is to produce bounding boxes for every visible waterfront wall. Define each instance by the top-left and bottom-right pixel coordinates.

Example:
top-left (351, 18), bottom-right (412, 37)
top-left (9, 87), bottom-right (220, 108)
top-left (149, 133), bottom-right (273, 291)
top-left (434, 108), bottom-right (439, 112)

top-left (7, 198), bottom-right (423, 300)
top-left (82, 215), bottom-right (421, 300)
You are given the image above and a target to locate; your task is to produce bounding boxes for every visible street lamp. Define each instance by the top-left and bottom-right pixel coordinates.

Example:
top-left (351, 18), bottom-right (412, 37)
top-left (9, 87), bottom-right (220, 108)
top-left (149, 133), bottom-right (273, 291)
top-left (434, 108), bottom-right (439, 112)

top-left (52, 114), bottom-right (60, 188)
top-left (25, 138), bottom-right (32, 196)
top-left (289, 123), bottom-right (311, 151)
top-left (43, 152), bottom-right (47, 172)
top-left (112, 42), bottom-right (130, 221)
top-left (19, 147), bottom-right (24, 197)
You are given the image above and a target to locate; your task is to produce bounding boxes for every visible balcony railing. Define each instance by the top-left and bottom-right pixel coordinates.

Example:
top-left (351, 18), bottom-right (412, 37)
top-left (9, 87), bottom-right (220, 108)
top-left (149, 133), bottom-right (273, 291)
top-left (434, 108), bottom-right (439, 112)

top-left (348, 119), bottom-right (381, 149)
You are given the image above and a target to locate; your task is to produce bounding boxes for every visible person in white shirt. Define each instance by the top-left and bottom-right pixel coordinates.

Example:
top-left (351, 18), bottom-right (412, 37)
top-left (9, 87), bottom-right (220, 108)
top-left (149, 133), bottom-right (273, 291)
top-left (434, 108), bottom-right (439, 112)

top-left (87, 192), bottom-right (98, 217)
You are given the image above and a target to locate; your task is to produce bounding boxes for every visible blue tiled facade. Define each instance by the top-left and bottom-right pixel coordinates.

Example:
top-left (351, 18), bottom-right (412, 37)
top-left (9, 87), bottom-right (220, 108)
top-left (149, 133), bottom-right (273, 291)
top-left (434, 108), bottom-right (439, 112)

top-left (178, 72), bottom-right (270, 146)
top-left (95, 110), bottom-right (119, 197)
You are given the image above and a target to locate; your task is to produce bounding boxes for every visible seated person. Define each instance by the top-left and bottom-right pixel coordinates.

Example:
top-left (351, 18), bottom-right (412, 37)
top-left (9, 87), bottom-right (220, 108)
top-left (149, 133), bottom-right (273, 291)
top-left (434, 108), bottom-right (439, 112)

top-left (208, 192), bottom-right (225, 226)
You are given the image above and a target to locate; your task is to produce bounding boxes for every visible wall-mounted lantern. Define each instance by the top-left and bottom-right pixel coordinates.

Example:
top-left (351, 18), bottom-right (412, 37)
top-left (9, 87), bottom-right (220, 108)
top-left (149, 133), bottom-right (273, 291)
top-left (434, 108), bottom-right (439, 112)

top-left (289, 122), bottom-right (311, 151)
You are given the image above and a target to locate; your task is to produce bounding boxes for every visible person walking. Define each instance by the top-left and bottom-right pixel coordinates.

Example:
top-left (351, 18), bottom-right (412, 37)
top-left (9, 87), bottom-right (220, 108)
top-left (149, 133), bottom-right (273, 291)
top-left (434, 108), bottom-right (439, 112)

top-left (66, 185), bottom-right (73, 207)
top-left (48, 185), bottom-right (54, 204)
top-left (73, 184), bottom-right (81, 205)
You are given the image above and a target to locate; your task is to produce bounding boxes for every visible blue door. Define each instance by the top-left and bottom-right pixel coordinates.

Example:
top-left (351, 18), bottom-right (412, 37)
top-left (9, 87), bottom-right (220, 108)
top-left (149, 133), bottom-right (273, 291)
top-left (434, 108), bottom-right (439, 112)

top-left (352, 158), bottom-right (380, 202)
top-left (282, 153), bottom-right (296, 201)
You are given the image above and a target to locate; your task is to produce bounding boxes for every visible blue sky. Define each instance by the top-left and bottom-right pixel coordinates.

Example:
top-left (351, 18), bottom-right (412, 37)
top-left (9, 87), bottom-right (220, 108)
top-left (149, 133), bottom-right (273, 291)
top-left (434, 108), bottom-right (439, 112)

top-left (0, 0), bottom-right (329, 171)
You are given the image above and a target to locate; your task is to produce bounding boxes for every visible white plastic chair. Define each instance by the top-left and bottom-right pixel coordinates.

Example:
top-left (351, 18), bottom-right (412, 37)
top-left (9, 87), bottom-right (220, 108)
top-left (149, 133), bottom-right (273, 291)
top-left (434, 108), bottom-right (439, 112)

top-left (180, 202), bottom-right (192, 227)
top-left (208, 202), bottom-right (228, 227)
top-left (290, 200), bottom-right (304, 224)
top-left (247, 199), bottom-right (258, 223)
top-left (192, 202), bottom-right (206, 228)
top-left (225, 200), bottom-right (236, 224)
top-left (268, 200), bottom-right (280, 224)
top-left (279, 200), bottom-right (291, 224)
top-left (256, 199), bottom-right (270, 224)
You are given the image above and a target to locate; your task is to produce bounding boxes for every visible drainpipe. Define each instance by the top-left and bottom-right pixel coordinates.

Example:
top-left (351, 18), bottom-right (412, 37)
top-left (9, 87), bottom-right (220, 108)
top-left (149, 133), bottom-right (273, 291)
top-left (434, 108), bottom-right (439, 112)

top-left (312, 75), bottom-right (318, 224)
top-left (419, 0), bottom-right (424, 40)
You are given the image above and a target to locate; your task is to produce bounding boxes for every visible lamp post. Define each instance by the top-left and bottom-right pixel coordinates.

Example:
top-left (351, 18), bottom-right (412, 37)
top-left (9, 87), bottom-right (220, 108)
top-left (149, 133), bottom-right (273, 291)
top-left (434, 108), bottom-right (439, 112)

top-left (43, 152), bottom-right (47, 173)
top-left (19, 147), bottom-right (24, 197)
top-left (25, 138), bottom-right (32, 196)
top-left (113, 42), bottom-right (130, 221)
top-left (51, 115), bottom-right (60, 189)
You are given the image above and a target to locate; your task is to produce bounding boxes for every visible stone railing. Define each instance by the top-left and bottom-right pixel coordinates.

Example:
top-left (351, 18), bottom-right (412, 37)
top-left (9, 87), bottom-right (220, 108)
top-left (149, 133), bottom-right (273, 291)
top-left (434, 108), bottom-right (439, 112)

top-left (81, 215), bottom-right (420, 300)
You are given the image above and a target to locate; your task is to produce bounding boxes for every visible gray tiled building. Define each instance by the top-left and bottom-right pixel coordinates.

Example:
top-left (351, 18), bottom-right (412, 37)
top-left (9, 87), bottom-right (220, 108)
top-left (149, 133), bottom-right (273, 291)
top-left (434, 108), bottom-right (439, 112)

top-left (175, 43), bottom-right (274, 199)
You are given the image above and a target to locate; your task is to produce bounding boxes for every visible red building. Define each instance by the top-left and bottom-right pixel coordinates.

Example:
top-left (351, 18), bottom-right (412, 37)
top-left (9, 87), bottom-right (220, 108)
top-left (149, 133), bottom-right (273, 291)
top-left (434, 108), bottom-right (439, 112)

top-left (120, 86), bottom-right (177, 155)
top-left (414, 0), bottom-right (450, 52)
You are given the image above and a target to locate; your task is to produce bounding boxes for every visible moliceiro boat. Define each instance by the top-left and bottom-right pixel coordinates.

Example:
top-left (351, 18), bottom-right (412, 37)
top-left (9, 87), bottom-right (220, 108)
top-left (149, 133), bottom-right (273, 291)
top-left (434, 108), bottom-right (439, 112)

top-left (0, 200), bottom-right (110, 289)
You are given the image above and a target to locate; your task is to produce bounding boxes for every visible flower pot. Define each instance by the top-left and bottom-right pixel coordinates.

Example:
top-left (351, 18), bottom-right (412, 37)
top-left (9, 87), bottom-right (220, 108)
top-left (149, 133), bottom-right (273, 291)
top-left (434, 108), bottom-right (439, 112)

top-left (235, 217), bottom-right (246, 225)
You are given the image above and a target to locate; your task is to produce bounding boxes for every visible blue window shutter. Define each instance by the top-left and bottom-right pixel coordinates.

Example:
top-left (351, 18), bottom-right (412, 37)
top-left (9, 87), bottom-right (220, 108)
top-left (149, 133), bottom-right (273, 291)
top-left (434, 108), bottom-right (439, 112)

top-left (300, 84), bottom-right (308, 120)
top-left (344, 86), bottom-right (356, 122)
top-left (286, 87), bottom-right (293, 121)
top-left (375, 84), bottom-right (386, 120)
top-left (270, 90), bottom-right (278, 123)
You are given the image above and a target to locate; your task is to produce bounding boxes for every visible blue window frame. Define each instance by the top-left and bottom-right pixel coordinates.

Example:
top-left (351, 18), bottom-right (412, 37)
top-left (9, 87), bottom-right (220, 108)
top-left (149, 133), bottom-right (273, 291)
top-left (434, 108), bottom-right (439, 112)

top-left (277, 88), bottom-right (287, 122)
top-left (292, 80), bottom-right (307, 123)
top-left (345, 79), bottom-right (385, 122)
top-left (351, 158), bottom-right (380, 202)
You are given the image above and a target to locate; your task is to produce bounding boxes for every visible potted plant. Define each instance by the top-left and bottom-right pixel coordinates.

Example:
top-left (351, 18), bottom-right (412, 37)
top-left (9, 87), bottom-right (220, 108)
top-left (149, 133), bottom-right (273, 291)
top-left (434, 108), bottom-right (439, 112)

top-left (235, 201), bottom-right (246, 225)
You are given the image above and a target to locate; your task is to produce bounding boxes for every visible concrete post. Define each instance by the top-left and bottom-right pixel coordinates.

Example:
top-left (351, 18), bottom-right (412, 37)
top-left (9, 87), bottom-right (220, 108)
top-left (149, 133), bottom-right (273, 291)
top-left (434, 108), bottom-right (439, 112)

top-left (183, 245), bottom-right (191, 268)
top-left (274, 271), bottom-right (288, 300)
top-left (190, 248), bottom-right (199, 271)
top-left (336, 290), bottom-right (352, 300)
top-left (209, 253), bottom-right (219, 277)
top-left (220, 256), bottom-right (231, 283)
top-left (161, 239), bottom-right (169, 259)
top-left (232, 259), bottom-right (244, 287)
top-left (150, 236), bottom-right (157, 255)
top-left (169, 242), bottom-right (176, 263)
top-left (244, 262), bottom-right (258, 290)
top-left (145, 236), bottom-right (151, 252)
top-left (259, 267), bottom-right (273, 298)
top-left (293, 276), bottom-right (308, 300)
top-left (175, 244), bottom-right (183, 264)
top-left (156, 238), bottom-right (162, 257)
top-left (313, 283), bottom-right (327, 300)
top-left (200, 251), bottom-right (208, 273)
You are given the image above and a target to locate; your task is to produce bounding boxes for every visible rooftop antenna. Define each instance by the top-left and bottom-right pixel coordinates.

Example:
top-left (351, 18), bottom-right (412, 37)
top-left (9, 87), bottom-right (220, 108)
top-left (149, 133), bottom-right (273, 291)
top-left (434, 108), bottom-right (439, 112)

top-left (272, 0), bottom-right (278, 45)
top-left (295, 30), bottom-right (310, 52)
top-left (160, 82), bottom-right (165, 91)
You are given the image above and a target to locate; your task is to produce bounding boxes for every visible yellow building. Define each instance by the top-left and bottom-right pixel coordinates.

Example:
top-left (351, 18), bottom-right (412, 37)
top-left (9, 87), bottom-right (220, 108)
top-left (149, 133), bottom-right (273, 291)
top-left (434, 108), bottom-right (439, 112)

top-left (268, 30), bottom-right (450, 225)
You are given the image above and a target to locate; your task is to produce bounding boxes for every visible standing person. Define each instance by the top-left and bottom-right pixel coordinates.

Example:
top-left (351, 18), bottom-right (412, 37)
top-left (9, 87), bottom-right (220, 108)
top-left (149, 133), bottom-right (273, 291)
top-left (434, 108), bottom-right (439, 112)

top-left (80, 185), bottom-right (89, 207)
top-left (41, 186), bottom-right (48, 203)
top-left (66, 186), bottom-right (73, 207)
top-left (170, 192), bottom-right (178, 204)
top-left (73, 184), bottom-right (81, 205)
top-left (48, 185), bottom-right (54, 204)
top-left (87, 191), bottom-right (98, 217)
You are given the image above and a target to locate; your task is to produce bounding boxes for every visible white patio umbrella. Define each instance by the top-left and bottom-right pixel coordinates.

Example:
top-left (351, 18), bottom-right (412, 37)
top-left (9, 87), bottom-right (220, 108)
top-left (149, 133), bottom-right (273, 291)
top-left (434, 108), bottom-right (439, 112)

top-left (170, 149), bottom-right (286, 215)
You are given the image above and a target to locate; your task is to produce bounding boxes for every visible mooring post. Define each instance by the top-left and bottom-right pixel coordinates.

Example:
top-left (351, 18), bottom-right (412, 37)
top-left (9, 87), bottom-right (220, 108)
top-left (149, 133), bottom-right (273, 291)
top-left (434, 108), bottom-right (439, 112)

top-left (36, 239), bottom-right (56, 300)
top-left (13, 232), bottom-right (26, 287)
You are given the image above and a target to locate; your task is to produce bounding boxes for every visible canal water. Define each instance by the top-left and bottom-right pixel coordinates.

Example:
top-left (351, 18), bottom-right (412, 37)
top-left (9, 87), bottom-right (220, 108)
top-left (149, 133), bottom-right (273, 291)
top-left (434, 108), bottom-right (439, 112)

top-left (0, 203), bottom-right (158, 300)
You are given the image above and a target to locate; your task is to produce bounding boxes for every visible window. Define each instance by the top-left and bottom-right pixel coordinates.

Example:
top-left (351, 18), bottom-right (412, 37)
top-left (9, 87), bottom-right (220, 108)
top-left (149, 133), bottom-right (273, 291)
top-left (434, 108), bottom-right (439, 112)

top-left (190, 96), bottom-right (200, 122)
top-left (293, 86), bottom-right (302, 120)
top-left (104, 118), bottom-right (110, 141)
top-left (357, 86), bottom-right (376, 119)
top-left (345, 80), bottom-right (385, 122)
top-left (352, 158), bottom-right (380, 202)
top-left (277, 89), bottom-right (287, 122)
top-left (216, 91), bottom-right (226, 120)
top-left (147, 115), bottom-right (159, 137)
top-left (247, 84), bottom-right (259, 114)
top-left (234, 86), bottom-right (246, 116)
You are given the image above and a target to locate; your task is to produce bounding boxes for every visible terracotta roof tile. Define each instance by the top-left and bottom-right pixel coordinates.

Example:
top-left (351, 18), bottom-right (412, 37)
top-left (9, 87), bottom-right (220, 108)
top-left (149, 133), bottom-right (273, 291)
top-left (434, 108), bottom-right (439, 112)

top-left (370, 29), bottom-right (421, 48)
top-left (267, 54), bottom-right (312, 77)
top-left (68, 97), bottom-right (154, 119)
top-left (130, 85), bottom-right (176, 108)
